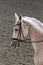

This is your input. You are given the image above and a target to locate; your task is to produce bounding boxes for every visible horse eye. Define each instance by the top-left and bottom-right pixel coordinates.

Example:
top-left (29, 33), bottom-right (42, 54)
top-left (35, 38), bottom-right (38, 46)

top-left (15, 28), bottom-right (19, 31)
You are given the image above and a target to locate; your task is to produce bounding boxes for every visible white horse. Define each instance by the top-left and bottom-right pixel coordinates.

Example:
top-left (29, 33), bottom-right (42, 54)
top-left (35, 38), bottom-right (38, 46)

top-left (10, 13), bottom-right (43, 65)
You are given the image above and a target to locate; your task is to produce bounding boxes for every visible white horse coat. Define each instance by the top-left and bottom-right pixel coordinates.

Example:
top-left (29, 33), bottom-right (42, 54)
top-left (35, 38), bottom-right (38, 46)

top-left (11, 13), bottom-right (43, 65)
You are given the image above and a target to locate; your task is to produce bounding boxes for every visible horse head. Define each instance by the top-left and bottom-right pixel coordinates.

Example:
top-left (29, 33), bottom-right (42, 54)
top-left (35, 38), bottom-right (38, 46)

top-left (12, 13), bottom-right (29, 40)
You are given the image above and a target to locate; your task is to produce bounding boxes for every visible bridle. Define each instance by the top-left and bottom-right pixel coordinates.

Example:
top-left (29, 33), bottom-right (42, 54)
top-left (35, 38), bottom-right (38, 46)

top-left (11, 16), bottom-right (43, 47)
top-left (12, 18), bottom-right (31, 44)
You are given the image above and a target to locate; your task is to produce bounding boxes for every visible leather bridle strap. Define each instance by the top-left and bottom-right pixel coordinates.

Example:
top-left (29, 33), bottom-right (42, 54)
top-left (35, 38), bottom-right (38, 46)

top-left (17, 21), bottom-right (26, 40)
top-left (32, 40), bottom-right (43, 43)
top-left (11, 38), bottom-right (43, 43)
top-left (11, 38), bottom-right (31, 43)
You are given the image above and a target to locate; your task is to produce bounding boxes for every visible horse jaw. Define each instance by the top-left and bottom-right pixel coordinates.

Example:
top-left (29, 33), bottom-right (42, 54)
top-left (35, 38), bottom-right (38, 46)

top-left (22, 22), bottom-right (29, 37)
top-left (14, 13), bottom-right (19, 22)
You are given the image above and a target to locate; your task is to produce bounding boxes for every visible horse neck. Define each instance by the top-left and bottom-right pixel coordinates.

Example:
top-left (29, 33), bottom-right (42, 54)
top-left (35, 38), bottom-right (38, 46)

top-left (22, 20), bottom-right (43, 41)
top-left (29, 25), bottom-right (43, 41)
top-left (29, 25), bottom-right (43, 52)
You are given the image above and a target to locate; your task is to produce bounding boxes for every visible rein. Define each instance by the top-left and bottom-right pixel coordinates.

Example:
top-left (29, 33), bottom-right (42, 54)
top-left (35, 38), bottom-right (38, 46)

top-left (12, 38), bottom-right (43, 43)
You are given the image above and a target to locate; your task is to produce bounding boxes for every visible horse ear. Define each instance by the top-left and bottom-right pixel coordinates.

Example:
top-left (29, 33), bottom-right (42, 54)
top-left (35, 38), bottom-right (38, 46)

top-left (14, 13), bottom-right (19, 21)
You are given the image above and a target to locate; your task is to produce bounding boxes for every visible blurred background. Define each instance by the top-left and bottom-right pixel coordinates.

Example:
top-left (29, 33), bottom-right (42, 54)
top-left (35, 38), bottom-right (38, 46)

top-left (0, 0), bottom-right (43, 65)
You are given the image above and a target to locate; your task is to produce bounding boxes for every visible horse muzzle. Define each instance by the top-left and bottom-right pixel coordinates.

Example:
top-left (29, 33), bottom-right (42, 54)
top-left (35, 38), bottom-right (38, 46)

top-left (10, 38), bottom-right (20, 48)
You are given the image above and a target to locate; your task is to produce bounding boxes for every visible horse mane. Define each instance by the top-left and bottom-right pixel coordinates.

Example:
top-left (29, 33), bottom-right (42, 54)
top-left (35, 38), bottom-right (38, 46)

top-left (22, 16), bottom-right (43, 35)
